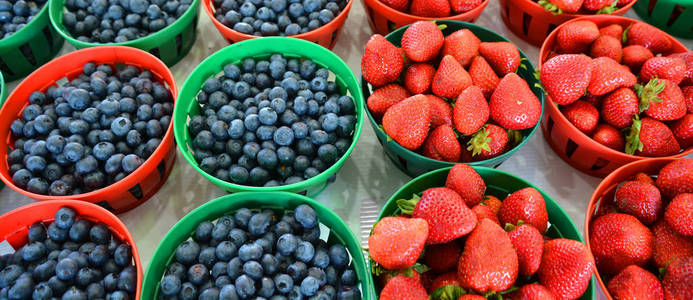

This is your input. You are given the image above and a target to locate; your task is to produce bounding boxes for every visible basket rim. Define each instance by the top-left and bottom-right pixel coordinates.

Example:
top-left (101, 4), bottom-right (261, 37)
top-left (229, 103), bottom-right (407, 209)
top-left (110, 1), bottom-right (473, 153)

top-left (0, 71), bottom-right (5, 105)
top-left (0, 0), bottom-right (51, 48)
top-left (362, 0), bottom-right (489, 21)
top-left (507, 0), bottom-right (637, 17)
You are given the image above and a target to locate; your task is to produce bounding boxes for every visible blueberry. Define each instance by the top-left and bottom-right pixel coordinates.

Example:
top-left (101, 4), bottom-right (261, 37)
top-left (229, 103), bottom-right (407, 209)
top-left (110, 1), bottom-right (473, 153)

top-left (215, 241), bottom-right (237, 262)
top-left (0, 265), bottom-right (23, 289)
top-left (199, 247), bottom-right (218, 267)
top-left (219, 284), bottom-right (239, 299)
top-left (7, 275), bottom-right (33, 300)
top-left (242, 260), bottom-right (263, 280)
top-left (26, 177), bottom-right (48, 194)
top-left (295, 241), bottom-right (315, 264)
top-left (238, 243), bottom-right (263, 262)
top-left (21, 241), bottom-right (46, 262)
top-left (257, 149), bottom-right (278, 170)
top-left (56, 258), bottom-right (79, 281)
top-left (179, 282), bottom-right (198, 300)
top-left (248, 212), bottom-right (271, 237)
top-left (117, 266), bottom-right (137, 293)
top-left (26, 155), bottom-right (46, 173)
top-left (258, 107), bottom-right (278, 125)
top-left (75, 155), bottom-right (98, 175)
top-left (63, 142), bottom-right (85, 162)
top-left (32, 282), bottom-right (53, 299)
top-left (27, 222), bottom-right (47, 243)
top-left (257, 125), bottom-right (276, 141)
top-left (235, 274), bottom-right (256, 298)
top-left (121, 154), bottom-right (142, 173)
top-left (229, 166), bottom-right (249, 184)
top-left (249, 167), bottom-right (270, 185)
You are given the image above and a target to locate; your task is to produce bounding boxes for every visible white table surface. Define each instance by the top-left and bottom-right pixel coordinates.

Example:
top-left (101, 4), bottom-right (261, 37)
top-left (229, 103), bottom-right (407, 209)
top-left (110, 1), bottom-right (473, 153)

top-left (1, 0), bottom-right (692, 297)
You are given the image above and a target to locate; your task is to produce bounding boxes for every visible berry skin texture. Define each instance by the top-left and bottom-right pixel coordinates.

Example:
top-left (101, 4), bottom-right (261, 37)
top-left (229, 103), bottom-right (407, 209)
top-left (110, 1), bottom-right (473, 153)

top-left (446, 164), bottom-right (486, 207)
top-left (425, 95), bottom-right (454, 127)
top-left (561, 100), bottom-right (599, 134)
top-left (656, 159), bottom-right (693, 199)
top-left (537, 238), bottom-right (595, 300)
top-left (489, 73), bottom-right (542, 130)
top-left (614, 180), bottom-right (662, 225)
top-left (430, 271), bottom-right (461, 292)
top-left (409, 0), bottom-right (450, 17)
top-left (368, 216), bottom-right (428, 270)
top-left (557, 20), bottom-right (600, 54)
top-left (367, 84), bottom-right (411, 117)
top-left (467, 124), bottom-right (508, 161)
top-left (423, 125), bottom-right (462, 162)
top-left (511, 283), bottom-right (558, 300)
top-left (665, 193), bottom-right (693, 237)
top-left (589, 213), bottom-right (653, 275)
top-left (468, 56), bottom-right (499, 98)
top-left (380, 0), bottom-right (409, 11)
top-left (640, 56), bottom-right (686, 85)
top-left (478, 42), bottom-right (521, 76)
top-left (450, 0), bottom-right (482, 13)
top-left (540, 54), bottom-right (594, 106)
top-left (404, 63), bottom-right (435, 95)
top-left (401, 21), bottom-right (444, 63)
top-left (607, 265), bottom-right (664, 300)
top-left (599, 24), bottom-right (623, 39)
top-left (652, 220), bottom-right (693, 269)
top-left (683, 86), bottom-right (693, 113)
top-left (453, 85), bottom-right (489, 135)
top-left (432, 55), bottom-right (472, 99)
top-left (441, 29), bottom-right (480, 67)
top-left (642, 79), bottom-right (687, 122)
top-left (382, 95), bottom-right (432, 150)
top-left (671, 114), bottom-right (693, 148)
top-left (379, 275), bottom-right (429, 300)
top-left (424, 241), bottom-right (463, 273)
top-left (600, 87), bottom-right (639, 129)
top-left (413, 187), bottom-right (477, 244)
top-left (361, 34), bottom-right (404, 87)
top-left (588, 57), bottom-right (637, 96)
top-left (627, 22), bottom-right (672, 55)
top-left (590, 35), bottom-right (623, 63)
top-left (622, 45), bottom-right (654, 73)
top-left (662, 256), bottom-right (693, 300)
top-left (628, 117), bottom-right (681, 157)
top-left (507, 224), bottom-right (543, 277)
top-left (592, 124), bottom-right (625, 151)
top-left (472, 204), bottom-right (500, 225)
top-left (498, 187), bottom-right (549, 233)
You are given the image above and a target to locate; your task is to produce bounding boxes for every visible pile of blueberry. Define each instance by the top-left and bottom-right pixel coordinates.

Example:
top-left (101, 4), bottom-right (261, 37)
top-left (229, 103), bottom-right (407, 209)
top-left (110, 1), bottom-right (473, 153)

top-left (7, 62), bottom-right (174, 196)
top-left (0, 206), bottom-right (138, 299)
top-left (0, 0), bottom-right (46, 39)
top-left (158, 204), bottom-right (361, 299)
top-left (61, 0), bottom-right (193, 43)
top-left (212, 0), bottom-right (348, 36)
top-left (188, 53), bottom-right (357, 187)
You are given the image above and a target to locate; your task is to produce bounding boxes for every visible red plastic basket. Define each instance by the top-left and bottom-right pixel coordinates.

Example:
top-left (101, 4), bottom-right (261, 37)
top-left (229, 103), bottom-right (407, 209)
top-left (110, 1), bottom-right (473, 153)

top-left (584, 157), bottom-right (680, 299)
top-left (538, 15), bottom-right (692, 178)
top-left (362, 0), bottom-right (489, 35)
top-left (499, 0), bottom-right (636, 46)
top-left (0, 200), bottom-right (143, 299)
top-left (0, 46), bottom-right (178, 214)
top-left (202, 0), bottom-right (353, 49)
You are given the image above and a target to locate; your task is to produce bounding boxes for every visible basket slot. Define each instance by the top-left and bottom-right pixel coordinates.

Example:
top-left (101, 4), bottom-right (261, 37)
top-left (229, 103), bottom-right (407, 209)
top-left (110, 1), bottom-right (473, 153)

top-left (648, 0), bottom-right (658, 15)
top-left (565, 138), bottom-right (578, 158)
top-left (157, 160), bottom-right (166, 178)
top-left (42, 26), bottom-right (54, 51)
top-left (19, 44), bottom-right (37, 67)
top-left (330, 29), bottom-right (339, 49)
top-left (149, 47), bottom-right (161, 59)
top-left (589, 157), bottom-right (609, 171)
top-left (0, 59), bottom-right (14, 77)
top-left (522, 12), bottom-right (531, 37)
top-left (96, 200), bottom-right (115, 211)
top-left (667, 5), bottom-right (684, 27)
top-left (546, 23), bottom-right (558, 40)
top-left (546, 114), bottom-right (555, 137)
top-left (129, 184), bottom-right (144, 199)
top-left (175, 34), bottom-right (183, 58)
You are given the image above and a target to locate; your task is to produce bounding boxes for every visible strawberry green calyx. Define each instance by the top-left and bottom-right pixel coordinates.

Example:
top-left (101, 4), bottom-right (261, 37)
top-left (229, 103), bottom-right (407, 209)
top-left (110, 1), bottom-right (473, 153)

top-left (370, 258), bottom-right (430, 277)
top-left (538, 0), bottom-right (563, 15)
top-left (467, 126), bottom-right (492, 157)
top-left (635, 78), bottom-right (665, 113)
top-left (431, 285), bottom-right (467, 300)
top-left (625, 115), bottom-right (643, 155)
top-left (596, 0), bottom-right (618, 14)
top-left (396, 194), bottom-right (421, 215)
top-left (622, 24), bottom-right (631, 44)
top-left (503, 220), bottom-right (525, 232)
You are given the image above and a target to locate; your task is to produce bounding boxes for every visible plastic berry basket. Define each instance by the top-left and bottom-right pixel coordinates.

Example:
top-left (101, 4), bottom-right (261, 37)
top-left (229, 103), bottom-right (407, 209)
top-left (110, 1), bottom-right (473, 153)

top-left (584, 157), bottom-right (679, 299)
top-left (173, 37), bottom-right (364, 196)
top-left (142, 191), bottom-right (374, 299)
top-left (0, 1), bottom-right (64, 82)
top-left (362, 20), bottom-right (545, 178)
top-left (0, 46), bottom-right (178, 214)
top-left (372, 166), bottom-right (596, 299)
top-left (538, 15), bottom-right (692, 178)
top-left (0, 200), bottom-right (143, 298)
top-left (0, 71), bottom-right (5, 108)
top-left (634, 0), bottom-right (693, 39)
top-left (202, 0), bottom-right (352, 49)
top-left (48, 0), bottom-right (201, 67)
top-left (498, 0), bottom-right (636, 46)
top-left (361, 0), bottom-right (489, 35)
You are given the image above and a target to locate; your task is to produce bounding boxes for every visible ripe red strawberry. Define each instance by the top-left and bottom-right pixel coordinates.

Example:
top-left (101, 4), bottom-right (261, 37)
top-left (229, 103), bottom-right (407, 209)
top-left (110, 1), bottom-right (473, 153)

top-left (556, 20), bottom-right (600, 54)
top-left (626, 117), bottom-right (681, 156)
top-left (368, 216), bottom-right (428, 270)
top-left (468, 56), bottom-right (499, 98)
top-left (432, 55), bottom-right (472, 99)
top-left (641, 56), bottom-right (686, 85)
top-left (672, 114), bottom-right (693, 148)
top-left (507, 223), bottom-right (543, 277)
top-left (626, 22), bottom-right (672, 55)
top-left (622, 45), bottom-right (654, 73)
top-left (450, 0), bottom-right (481, 13)
top-left (652, 220), bottom-right (693, 269)
top-left (635, 172), bottom-right (655, 185)
top-left (430, 272), bottom-right (461, 292)
top-left (670, 51), bottom-right (693, 85)
top-left (380, 275), bottom-right (429, 300)
top-left (583, 0), bottom-right (614, 11)
top-left (682, 86), bottom-right (693, 113)
top-left (453, 85), bottom-right (489, 135)
top-left (539, 0), bottom-right (583, 14)
top-left (383, 95), bottom-right (431, 150)
top-left (410, 0), bottom-right (450, 17)
top-left (588, 57), bottom-right (637, 96)
top-left (599, 24), bottom-right (623, 39)
top-left (472, 204), bottom-right (500, 225)
top-left (590, 35), bottom-right (622, 63)
top-left (478, 42), bottom-right (521, 76)
top-left (489, 73), bottom-right (542, 130)
top-left (441, 29), bottom-right (480, 67)
top-left (380, 0), bottom-right (409, 11)
top-left (662, 256), bottom-right (693, 300)
top-left (498, 187), bottom-right (548, 233)
top-left (510, 283), bottom-right (557, 300)
top-left (425, 241), bottom-right (463, 273)
top-left (600, 87), bottom-right (639, 129)
top-left (656, 159), bottom-right (693, 198)
top-left (665, 193), bottom-right (693, 237)
top-left (595, 196), bottom-right (618, 218)
top-left (446, 164), bottom-right (486, 207)
top-left (614, 180), bottom-right (662, 225)
top-left (367, 84), bottom-right (411, 116)
top-left (540, 54), bottom-right (593, 105)
top-left (423, 125), bottom-right (462, 162)
top-left (592, 124), bottom-right (625, 151)
top-left (640, 79), bottom-right (687, 121)
top-left (589, 213), bottom-right (653, 275)
top-left (362, 35), bottom-right (404, 87)
top-left (583, 92), bottom-right (604, 108)
top-left (409, 187), bottom-right (477, 244)
top-left (537, 239), bottom-right (595, 300)
top-left (378, 271), bottom-right (423, 289)
top-left (425, 94), bottom-right (453, 127)
top-left (467, 124), bottom-right (508, 161)
top-left (457, 219), bottom-right (518, 293)
top-left (401, 21), bottom-right (444, 63)
top-left (607, 265), bottom-right (664, 300)
top-left (458, 296), bottom-right (485, 300)
top-left (404, 63), bottom-right (435, 94)
top-left (483, 195), bottom-right (502, 214)
top-left (561, 100), bottom-right (600, 134)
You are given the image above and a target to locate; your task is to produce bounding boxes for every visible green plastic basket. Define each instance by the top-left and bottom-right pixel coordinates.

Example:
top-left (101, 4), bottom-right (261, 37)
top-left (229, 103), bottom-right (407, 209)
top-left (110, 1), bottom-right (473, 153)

top-left (142, 191), bottom-right (374, 299)
top-left (361, 20), bottom-right (545, 178)
top-left (0, 71), bottom-right (4, 190)
top-left (634, 0), bottom-right (693, 39)
top-left (173, 37), bottom-right (364, 196)
top-left (48, 0), bottom-right (200, 66)
top-left (372, 166), bottom-right (596, 299)
top-left (0, 2), bottom-right (64, 81)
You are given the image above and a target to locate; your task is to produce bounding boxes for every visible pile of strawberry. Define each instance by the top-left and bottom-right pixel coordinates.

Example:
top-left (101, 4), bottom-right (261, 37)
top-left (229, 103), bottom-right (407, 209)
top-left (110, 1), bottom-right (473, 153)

top-left (537, 0), bottom-right (634, 15)
top-left (362, 21), bottom-right (541, 163)
top-left (588, 159), bottom-right (693, 299)
top-left (540, 20), bottom-right (693, 157)
top-left (368, 164), bottom-right (595, 299)
top-left (378, 0), bottom-right (483, 17)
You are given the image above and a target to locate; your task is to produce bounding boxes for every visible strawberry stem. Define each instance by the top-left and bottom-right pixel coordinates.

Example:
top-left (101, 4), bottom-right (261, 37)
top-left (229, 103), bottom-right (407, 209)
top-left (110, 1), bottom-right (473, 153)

top-left (467, 126), bottom-right (492, 157)
top-left (622, 24), bottom-right (631, 44)
top-left (625, 115), bottom-right (643, 155)
top-left (596, 0), bottom-right (618, 14)
top-left (430, 285), bottom-right (467, 300)
top-left (538, 0), bottom-right (562, 15)
top-left (635, 79), bottom-right (665, 113)
top-left (396, 194), bottom-right (420, 215)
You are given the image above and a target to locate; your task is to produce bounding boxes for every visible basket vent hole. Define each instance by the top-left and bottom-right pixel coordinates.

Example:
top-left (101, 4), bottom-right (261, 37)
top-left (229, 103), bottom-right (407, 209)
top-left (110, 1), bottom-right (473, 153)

top-left (546, 115), bottom-right (555, 136)
top-left (330, 30), bottom-right (338, 48)
top-left (522, 12), bottom-right (531, 36)
top-left (565, 138), bottom-right (578, 158)
top-left (157, 160), bottom-right (166, 178)
top-left (387, 20), bottom-right (396, 33)
top-left (175, 34), bottom-right (183, 56)
top-left (149, 48), bottom-right (161, 59)
top-left (42, 27), bottom-right (54, 50)
top-left (19, 44), bottom-right (36, 66)
top-left (95, 201), bottom-right (114, 211)
top-left (546, 23), bottom-right (558, 39)
top-left (493, 162), bottom-right (502, 168)
top-left (505, 2), bottom-right (510, 19)
top-left (299, 190), bottom-right (307, 196)
top-left (668, 5), bottom-right (685, 27)
top-left (590, 158), bottom-right (609, 171)
top-left (648, 0), bottom-right (658, 15)
top-left (0, 58), bottom-right (13, 77)
top-left (129, 184), bottom-right (143, 199)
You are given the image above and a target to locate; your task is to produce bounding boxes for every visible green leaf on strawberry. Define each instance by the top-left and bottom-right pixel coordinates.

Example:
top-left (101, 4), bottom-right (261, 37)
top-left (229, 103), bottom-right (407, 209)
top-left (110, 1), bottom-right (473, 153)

top-left (538, 0), bottom-right (562, 15)
top-left (625, 115), bottom-right (643, 155)
top-left (596, 0), bottom-right (618, 14)
top-left (467, 126), bottom-right (492, 156)
top-left (370, 258), bottom-right (430, 278)
top-left (635, 78), bottom-right (665, 113)
top-left (622, 24), bottom-right (631, 44)
top-left (430, 285), bottom-right (467, 300)
top-left (396, 194), bottom-right (421, 215)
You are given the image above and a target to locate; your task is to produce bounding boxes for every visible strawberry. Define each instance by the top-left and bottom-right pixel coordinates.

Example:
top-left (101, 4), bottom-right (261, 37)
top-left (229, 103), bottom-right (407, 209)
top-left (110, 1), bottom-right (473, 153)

top-left (378, 270), bottom-right (422, 288)
top-left (622, 45), bottom-right (654, 73)
top-left (467, 124), bottom-right (508, 161)
top-left (540, 54), bottom-right (594, 105)
top-left (652, 220), bottom-right (693, 269)
top-left (670, 51), bottom-right (693, 85)
top-left (672, 114), bottom-right (693, 148)
top-left (489, 73), bottom-right (542, 130)
top-left (472, 204), bottom-right (500, 225)
top-left (430, 272), bottom-right (461, 292)
top-left (656, 159), bottom-right (693, 198)
top-left (583, 0), bottom-right (615, 11)
top-left (425, 94), bottom-right (454, 127)
top-left (383, 95), bottom-right (432, 150)
top-left (401, 21), bottom-right (444, 63)
top-left (457, 219), bottom-right (518, 293)
top-left (507, 223), bottom-right (543, 277)
top-left (446, 164), bottom-right (486, 207)
top-left (425, 241), bottom-right (463, 273)
top-left (639, 79), bottom-right (687, 121)
top-left (589, 213), bottom-right (653, 275)
top-left (614, 180), bottom-right (663, 225)
top-left (483, 195), bottom-right (502, 214)
top-left (662, 256), bottom-right (693, 300)
top-left (626, 22), bottom-right (672, 55)
top-left (368, 216), bottom-right (428, 270)
top-left (590, 35), bottom-right (622, 63)
top-left (400, 47), bottom-right (412, 65)
top-left (561, 100), bottom-right (600, 134)
top-left (380, 0), bottom-right (409, 11)
top-left (539, 0), bottom-right (583, 14)
top-left (498, 187), bottom-right (548, 232)
top-left (600, 87), bottom-right (639, 129)
top-left (682, 86), bottom-right (693, 113)
top-left (450, 0), bottom-right (481, 13)
top-left (635, 172), bottom-right (655, 185)
top-left (458, 295), bottom-right (485, 300)
top-left (478, 42), bottom-right (521, 76)
top-left (595, 196), bottom-right (618, 218)
top-left (453, 86), bottom-right (489, 135)
top-left (583, 92), bottom-right (603, 108)
top-left (665, 193), bottom-right (693, 237)
top-left (537, 239), bottom-right (595, 300)
top-left (362, 35), bottom-right (404, 87)
top-left (626, 116), bottom-right (681, 156)
top-left (423, 125), bottom-right (462, 162)
top-left (556, 20), bottom-right (599, 54)
top-left (441, 29), bottom-right (480, 67)
top-left (404, 63), bottom-right (435, 94)
top-left (599, 24), bottom-right (623, 39)
top-left (406, 187), bottom-right (477, 244)
top-left (468, 56), bottom-right (499, 98)
top-left (588, 57), bottom-right (637, 96)
top-left (510, 283), bottom-right (557, 300)
top-left (380, 275), bottom-right (429, 300)
top-left (368, 84), bottom-right (411, 116)
top-left (410, 0), bottom-right (450, 17)
top-left (432, 55), bottom-right (472, 99)
top-left (607, 265), bottom-right (664, 300)
top-left (640, 56), bottom-right (686, 85)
